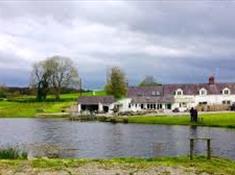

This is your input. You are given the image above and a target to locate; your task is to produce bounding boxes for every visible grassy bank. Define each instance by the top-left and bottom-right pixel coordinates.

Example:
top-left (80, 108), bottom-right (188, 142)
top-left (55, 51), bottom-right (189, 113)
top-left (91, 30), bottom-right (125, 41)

top-left (125, 112), bottom-right (235, 128)
top-left (0, 156), bottom-right (234, 174)
top-left (0, 91), bottom-right (106, 118)
top-left (98, 112), bottom-right (235, 128)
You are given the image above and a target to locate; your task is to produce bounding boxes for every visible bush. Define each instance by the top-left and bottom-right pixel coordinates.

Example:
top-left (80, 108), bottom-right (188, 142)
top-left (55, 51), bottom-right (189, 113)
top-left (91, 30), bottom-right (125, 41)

top-left (0, 147), bottom-right (28, 159)
top-left (123, 118), bottom-right (129, 123)
top-left (36, 108), bottom-right (44, 113)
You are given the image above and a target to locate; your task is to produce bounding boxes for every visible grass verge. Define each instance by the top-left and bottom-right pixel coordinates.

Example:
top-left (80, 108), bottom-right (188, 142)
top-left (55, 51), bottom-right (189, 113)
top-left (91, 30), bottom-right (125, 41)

top-left (98, 112), bottom-right (235, 128)
top-left (0, 156), bottom-right (234, 174)
top-left (126, 112), bottom-right (235, 128)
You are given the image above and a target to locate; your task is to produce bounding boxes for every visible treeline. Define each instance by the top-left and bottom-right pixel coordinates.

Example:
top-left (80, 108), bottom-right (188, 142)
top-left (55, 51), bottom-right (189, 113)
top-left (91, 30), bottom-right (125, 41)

top-left (0, 85), bottom-right (85, 99)
top-left (0, 86), bottom-right (32, 99)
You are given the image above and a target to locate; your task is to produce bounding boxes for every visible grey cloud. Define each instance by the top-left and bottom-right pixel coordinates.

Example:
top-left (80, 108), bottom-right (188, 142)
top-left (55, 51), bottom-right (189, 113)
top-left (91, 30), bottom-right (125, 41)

top-left (0, 1), bottom-right (235, 88)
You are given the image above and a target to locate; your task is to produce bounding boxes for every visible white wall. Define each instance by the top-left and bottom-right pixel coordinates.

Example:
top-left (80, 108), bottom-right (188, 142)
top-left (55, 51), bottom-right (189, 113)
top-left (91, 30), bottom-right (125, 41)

top-left (194, 94), bottom-right (235, 105)
top-left (78, 94), bottom-right (235, 114)
top-left (77, 104), bottom-right (81, 113)
top-left (173, 95), bottom-right (195, 112)
top-left (173, 94), bottom-right (235, 112)
top-left (116, 98), bottom-right (173, 112)
top-left (114, 98), bottom-right (132, 112)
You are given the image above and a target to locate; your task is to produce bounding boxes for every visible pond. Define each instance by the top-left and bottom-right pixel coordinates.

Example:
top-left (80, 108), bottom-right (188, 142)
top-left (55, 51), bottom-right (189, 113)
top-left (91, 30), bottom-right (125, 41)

top-left (0, 119), bottom-right (235, 159)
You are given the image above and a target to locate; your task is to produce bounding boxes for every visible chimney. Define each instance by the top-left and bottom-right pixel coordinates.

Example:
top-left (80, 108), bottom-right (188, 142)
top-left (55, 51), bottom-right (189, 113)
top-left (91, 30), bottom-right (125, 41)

top-left (208, 76), bottom-right (215, 85)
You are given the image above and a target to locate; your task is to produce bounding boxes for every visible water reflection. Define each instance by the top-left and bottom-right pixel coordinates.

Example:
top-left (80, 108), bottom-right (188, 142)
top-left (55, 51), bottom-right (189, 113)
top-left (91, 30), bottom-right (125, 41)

top-left (0, 119), bottom-right (234, 159)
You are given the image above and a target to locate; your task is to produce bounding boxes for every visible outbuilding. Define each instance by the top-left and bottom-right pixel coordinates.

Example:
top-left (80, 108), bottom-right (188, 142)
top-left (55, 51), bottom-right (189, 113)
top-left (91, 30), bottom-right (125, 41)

top-left (77, 96), bottom-right (115, 114)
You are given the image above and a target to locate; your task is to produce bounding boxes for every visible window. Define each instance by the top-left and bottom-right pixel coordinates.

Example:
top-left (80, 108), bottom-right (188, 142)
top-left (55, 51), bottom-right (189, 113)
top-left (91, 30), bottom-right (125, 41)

top-left (166, 104), bottom-right (172, 109)
top-left (199, 102), bottom-right (207, 105)
top-left (153, 104), bottom-right (156, 109)
top-left (199, 88), bottom-right (207, 95)
top-left (223, 88), bottom-right (231, 95)
top-left (128, 104), bottom-right (131, 108)
top-left (222, 100), bottom-right (231, 105)
top-left (179, 102), bottom-right (187, 108)
top-left (141, 104), bottom-right (144, 109)
top-left (175, 89), bottom-right (183, 96)
top-left (152, 91), bottom-right (160, 96)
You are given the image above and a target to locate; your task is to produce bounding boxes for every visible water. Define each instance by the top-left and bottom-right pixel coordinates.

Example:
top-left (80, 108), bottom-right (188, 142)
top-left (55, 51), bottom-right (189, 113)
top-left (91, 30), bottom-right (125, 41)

top-left (0, 119), bottom-right (234, 159)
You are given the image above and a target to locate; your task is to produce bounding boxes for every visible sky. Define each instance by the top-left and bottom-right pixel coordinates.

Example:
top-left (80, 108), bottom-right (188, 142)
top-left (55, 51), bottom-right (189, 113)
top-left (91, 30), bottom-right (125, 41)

top-left (0, 1), bottom-right (235, 89)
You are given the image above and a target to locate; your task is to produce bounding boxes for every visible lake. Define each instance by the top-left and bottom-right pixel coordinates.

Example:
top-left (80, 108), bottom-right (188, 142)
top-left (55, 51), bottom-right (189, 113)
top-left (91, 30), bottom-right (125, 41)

top-left (0, 119), bottom-right (235, 159)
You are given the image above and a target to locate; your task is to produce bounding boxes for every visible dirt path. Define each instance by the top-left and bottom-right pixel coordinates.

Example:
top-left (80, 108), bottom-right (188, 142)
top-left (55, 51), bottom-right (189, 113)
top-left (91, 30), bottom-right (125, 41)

top-left (0, 162), bottom-right (207, 175)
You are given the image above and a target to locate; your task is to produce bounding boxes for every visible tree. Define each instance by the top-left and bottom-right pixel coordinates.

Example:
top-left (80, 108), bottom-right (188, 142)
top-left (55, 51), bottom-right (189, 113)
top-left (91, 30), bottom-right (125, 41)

top-left (105, 66), bottom-right (127, 99)
top-left (139, 75), bottom-right (161, 87)
top-left (31, 56), bottom-right (79, 101)
top-left (0, 85), bottom-right (7, 98)
top-left (45, 56), bottom-right (79, 100)
top-left (30, 61), bottom-right (51, 101)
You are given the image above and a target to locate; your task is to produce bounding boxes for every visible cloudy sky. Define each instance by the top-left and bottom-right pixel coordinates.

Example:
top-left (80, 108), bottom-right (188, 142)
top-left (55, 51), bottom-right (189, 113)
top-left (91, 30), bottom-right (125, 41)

top-left (0, 1), bottom-right (235, 89)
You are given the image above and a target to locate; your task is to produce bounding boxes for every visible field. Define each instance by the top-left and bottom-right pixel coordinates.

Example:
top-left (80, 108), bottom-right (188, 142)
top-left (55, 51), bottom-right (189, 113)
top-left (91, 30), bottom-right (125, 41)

top-left (0, 91), bottom-right (106, 117)
top-left (0, 156), bottom-right (234, 175)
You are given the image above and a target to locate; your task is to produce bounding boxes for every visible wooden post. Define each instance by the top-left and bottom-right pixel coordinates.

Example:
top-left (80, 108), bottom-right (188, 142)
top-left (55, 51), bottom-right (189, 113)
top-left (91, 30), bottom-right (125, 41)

top-left (190, 139), bottom-right (194, 160)
top-left (207, 139), bottom-right (211, 160)
top-left (189, 138), bottom-right (211, 160)
top-left (80, 78), bottom-right (82, 97)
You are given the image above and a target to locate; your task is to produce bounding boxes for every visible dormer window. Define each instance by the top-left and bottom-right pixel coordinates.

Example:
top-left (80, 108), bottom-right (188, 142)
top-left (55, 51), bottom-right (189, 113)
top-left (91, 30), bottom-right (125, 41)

top-left (152, 91), bottom-right (160, 96)
top-left (199, 88), bottom-right (207, 96)
top-left (223, 88), bottom-right (231, 95)
top-left (175, 89), bottom-right (183, 96)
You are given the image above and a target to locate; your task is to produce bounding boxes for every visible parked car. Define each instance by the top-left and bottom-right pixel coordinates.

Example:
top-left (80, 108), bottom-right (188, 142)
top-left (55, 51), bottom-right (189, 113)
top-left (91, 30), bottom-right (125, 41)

top-left (231, 103), bottom-right (235, 111)
top-left (172, 108), bottom-right (180, 113)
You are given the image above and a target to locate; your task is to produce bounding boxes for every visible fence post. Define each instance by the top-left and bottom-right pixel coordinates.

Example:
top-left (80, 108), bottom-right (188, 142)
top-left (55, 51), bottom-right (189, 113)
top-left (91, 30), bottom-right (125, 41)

top-left (207, 139), bottom-right (211, 160)
top-left (190, 139), bottom-right (194, 160)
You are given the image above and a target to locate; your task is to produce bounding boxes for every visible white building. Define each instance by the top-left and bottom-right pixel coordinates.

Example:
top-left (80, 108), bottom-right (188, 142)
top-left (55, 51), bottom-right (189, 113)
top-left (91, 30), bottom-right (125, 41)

top-left (77, 96), bottom-right (115, 114)
top-left (126, 76), bottom-right (235, 112)
top-left (77, 76), bottom-right (235, 114)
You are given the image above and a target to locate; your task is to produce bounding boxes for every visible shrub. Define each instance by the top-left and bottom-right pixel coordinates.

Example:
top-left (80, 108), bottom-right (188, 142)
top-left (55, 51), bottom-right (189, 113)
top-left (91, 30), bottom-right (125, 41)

top-left (123, 118), bottom-right (129, 123)
top-left (0, 147), bottom-right (28, 159)
top-left (36, 108), bottom-right (44, 113)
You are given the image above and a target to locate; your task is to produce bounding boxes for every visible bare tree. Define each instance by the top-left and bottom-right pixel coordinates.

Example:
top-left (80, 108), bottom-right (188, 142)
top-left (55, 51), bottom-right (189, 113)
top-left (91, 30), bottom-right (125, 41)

top-left (30, 61), bottom-right (51, 101)
top-left (31, 56), bottom-right (79, 101)
top-left (45, 56), bottom-right (79, 100)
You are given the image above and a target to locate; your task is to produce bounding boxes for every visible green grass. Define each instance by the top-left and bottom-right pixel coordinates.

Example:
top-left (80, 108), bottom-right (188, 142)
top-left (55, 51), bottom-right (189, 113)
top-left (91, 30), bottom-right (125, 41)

top-left (0, 90), bottom-right (106, 117)
top-left (0, 156), bottom-right (234, 174)
top-left (127, 112), bottom-right (235, 128)
top-left (0, 101), bottom-right (73, 117)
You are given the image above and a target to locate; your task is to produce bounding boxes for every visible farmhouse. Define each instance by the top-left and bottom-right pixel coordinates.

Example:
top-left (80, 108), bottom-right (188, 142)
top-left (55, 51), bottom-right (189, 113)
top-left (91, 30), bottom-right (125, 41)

top-left (77, 76), bottom-right (235, 114)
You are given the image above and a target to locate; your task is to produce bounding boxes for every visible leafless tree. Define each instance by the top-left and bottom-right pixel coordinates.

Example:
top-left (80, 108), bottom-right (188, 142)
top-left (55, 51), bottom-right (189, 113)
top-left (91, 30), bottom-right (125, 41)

top-left (31, 56), bottom-right (79, 101)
